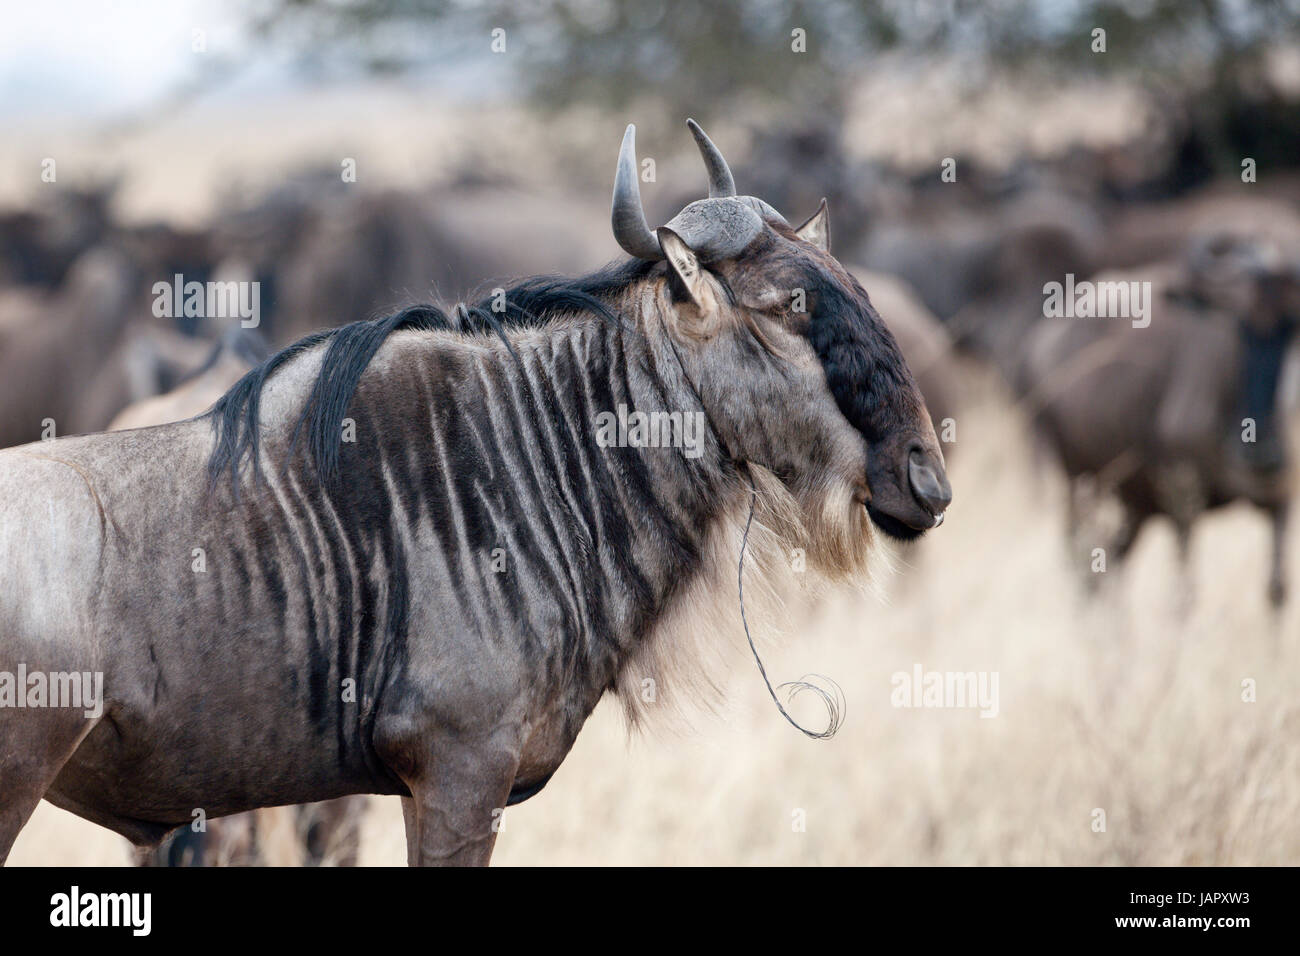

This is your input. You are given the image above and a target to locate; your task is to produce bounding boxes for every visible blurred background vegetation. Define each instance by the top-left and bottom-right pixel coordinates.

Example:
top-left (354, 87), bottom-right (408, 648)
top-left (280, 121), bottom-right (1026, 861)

top-left (242, 0), bottom-right (1300, 177)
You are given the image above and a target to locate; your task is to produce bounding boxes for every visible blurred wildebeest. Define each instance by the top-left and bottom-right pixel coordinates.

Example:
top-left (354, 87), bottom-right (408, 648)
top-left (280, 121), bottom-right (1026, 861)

top-left (0, 170), bottom-right (607, 449)
top-left (0, 184), bottom-right (116, 289)
top-left (0, 247), bottom-right (138, 448)
top-left (731, 119), bottom-right (880, 255)
top-left (74, 323), bottom-right (229, 435)
top-left (1019, 235), bottom-right (1300, 605)
top-left (1100, 185), bottom-right (1300, 273)
top-left (859, 187), bottom-right (1103, 364)
top-left (134, 798), bottom-right (367, 867)
top-left (106, 326), bottom-right (269, 432)
top-left (0, 220), bottom-right (218, 447)
top-left (215, 177), bottom-right (610, 345)
top-left (0, 120), bottom-right (950, 866)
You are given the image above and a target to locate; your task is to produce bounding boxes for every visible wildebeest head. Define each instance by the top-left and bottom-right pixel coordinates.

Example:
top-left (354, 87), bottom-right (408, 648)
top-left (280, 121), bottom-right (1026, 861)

top-left (1178, 233), bottom-right (1300, 472)
top-left (611, 121), bottom-right (951, 541)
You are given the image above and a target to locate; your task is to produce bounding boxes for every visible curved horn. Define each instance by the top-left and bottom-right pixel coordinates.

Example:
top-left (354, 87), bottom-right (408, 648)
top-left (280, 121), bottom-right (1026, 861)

top-left (611, 125), bottom-right (664, 260)
top-left (687, 118), bottom-right (737, 198)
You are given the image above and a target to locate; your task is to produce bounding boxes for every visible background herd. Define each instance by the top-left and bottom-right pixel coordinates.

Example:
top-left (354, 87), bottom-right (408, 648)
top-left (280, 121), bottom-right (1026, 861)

top-left (4, 0), bottom-right (1300, 864)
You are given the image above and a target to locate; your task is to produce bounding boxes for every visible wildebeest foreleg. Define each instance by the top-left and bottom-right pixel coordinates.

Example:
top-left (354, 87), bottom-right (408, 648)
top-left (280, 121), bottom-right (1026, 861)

top-left (398, 733), bottom-right (521, 867)
top-left (400, 797), bottom-right (418, 866)
top-left (1113, 503), bottom-right (1145, 562)
top-left (1173, 520), bottom-right (1195, 617)
top-left (0, 710), bottom-right (98, 864)
top-left (1268, 502), bottom-right (1289, 608)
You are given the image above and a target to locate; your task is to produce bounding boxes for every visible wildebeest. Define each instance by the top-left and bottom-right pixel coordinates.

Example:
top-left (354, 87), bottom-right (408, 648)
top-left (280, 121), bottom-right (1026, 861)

top-left (0, 221), bottom-right (217, 448)
top-left (134, 797), bottom-right (367, 867)
top-left (1019, 235), bottom-right (1299, 605)
top-left (0, 248), bottom-right (139, 448)
top-left (0, 121), bottom-right (949, 866)
top-left (0, 185), bottom-right (116, 289)
top-left (106, 327), bottom-right (269, 433)
top-left (1099, 185), bottom-right (1300, 273)
top-left (213, 176), bottom-right (611, 346)
top-left (860, 187), bottom-right (1103, 365)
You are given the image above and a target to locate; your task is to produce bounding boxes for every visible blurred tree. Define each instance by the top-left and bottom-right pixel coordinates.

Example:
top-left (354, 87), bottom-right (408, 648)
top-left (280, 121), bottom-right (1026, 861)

top-left (248, 0), bottom-right (892, 123)
top-left (244, 0), bottom-right (1300, 184)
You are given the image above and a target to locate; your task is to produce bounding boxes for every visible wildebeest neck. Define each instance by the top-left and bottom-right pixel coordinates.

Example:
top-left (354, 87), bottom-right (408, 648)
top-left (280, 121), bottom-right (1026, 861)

top-left (230, 315), bottom-right (738, 736)
top-left (1237, 319), bottom-right (1294, 471)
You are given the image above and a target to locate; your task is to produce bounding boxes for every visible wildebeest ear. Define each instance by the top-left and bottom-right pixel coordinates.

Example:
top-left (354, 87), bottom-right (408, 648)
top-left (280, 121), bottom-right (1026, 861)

top-left (657, 226), bottom-right (709, 310)
top-left (795, 198), bottom-right (831, 253)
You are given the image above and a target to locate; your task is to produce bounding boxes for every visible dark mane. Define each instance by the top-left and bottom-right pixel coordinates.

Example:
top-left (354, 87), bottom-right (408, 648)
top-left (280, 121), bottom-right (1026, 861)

top-left (206, 259), bottom-right (656, 493)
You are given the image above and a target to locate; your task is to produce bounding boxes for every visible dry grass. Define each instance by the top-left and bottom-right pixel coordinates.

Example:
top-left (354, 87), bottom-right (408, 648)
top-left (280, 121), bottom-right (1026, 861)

top-left (12, 369), bottom-right (1298, 866)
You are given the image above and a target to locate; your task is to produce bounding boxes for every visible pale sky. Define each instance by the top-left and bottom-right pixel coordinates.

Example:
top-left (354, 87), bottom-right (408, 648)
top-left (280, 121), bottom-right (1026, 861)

top-left (0, 1), bottom-right (268, 120)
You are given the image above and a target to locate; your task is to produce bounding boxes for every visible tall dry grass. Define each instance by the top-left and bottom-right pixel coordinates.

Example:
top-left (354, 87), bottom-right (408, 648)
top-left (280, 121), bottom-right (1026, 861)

top-left (11, 370), bottom-right (1299, 865)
